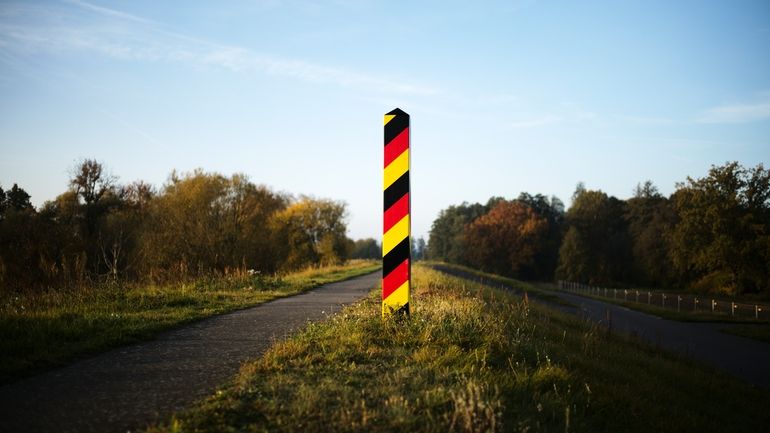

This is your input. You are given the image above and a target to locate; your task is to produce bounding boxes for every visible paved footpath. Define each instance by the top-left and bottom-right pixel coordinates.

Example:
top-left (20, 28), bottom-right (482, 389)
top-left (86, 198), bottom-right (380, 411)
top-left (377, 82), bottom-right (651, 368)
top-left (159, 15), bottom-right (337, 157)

top-left (0, 271), bottom-right (381, 433)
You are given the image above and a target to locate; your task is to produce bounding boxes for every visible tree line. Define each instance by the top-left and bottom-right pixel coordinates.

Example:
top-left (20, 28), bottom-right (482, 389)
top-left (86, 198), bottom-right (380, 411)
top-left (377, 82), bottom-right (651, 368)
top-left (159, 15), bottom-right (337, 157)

top-left (427, 162), bottom-right (770, 296)
top-left (0, 159), bottom-right (357, 293)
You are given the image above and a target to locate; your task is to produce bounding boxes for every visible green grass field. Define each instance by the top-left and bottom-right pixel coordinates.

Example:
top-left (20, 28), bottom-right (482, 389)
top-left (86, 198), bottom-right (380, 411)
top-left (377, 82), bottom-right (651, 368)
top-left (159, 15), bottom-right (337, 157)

top-left (147, 265), bottom-right (770, 433)
top-left (0, 260), bottom-right (380, 384)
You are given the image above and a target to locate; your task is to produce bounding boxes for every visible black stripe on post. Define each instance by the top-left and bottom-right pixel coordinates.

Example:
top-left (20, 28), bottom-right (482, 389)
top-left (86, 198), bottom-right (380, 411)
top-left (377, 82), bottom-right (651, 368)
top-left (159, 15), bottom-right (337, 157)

top-left (383, 237), bottom-right (410, 276)
top-left (385, 108), bottom-right (409, 144)
top-left (383, 172), bottom-right (410, 211)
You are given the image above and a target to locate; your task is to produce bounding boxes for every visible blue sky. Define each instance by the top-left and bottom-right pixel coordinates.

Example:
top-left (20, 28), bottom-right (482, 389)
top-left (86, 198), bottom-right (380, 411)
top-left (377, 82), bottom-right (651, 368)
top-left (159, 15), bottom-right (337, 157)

top-left (1, 0), bottom-right (769, 240)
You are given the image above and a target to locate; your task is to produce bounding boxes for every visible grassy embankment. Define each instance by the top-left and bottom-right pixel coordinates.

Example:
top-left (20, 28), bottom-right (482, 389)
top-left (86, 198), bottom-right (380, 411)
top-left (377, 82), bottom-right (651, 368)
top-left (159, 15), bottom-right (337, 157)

top-left (0, 260), bottom-right (380, 384)
top-left (433, 262), bottom-right (770, 344)
top-left (148, 265), bottom-right (770, 433)
top-left (424, 261), bottom-right (576, 308)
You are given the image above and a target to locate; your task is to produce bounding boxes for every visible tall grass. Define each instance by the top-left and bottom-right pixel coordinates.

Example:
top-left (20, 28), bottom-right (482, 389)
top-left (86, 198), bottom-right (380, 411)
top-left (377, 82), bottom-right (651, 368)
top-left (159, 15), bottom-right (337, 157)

top-left (0, 260), bottom-right (380, 383)
top-left (147, 266), bottom-right (770, 433)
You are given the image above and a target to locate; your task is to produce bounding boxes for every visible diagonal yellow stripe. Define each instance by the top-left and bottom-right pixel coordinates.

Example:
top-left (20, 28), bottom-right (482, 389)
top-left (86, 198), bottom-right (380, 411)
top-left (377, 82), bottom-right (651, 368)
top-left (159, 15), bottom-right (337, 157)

top-left (382, 214), bottom-right (409, 256)
top-left (383, 149), bottom-right (409, 189)
top-left (384, 114), bottom-right (395, 125)
top-left (383, 280), bottom-right (409, 316)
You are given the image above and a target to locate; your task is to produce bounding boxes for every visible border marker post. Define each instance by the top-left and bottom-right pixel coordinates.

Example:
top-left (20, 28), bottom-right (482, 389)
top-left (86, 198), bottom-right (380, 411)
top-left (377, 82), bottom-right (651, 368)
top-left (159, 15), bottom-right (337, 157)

top-left (383, 108), bottom-right (411, 317)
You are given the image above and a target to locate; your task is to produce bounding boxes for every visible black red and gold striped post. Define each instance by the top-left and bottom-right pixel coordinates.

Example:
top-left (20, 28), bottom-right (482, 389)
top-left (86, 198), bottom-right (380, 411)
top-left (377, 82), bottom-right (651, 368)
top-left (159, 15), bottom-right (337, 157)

top-left (382, 108), bottom-right (410, 317)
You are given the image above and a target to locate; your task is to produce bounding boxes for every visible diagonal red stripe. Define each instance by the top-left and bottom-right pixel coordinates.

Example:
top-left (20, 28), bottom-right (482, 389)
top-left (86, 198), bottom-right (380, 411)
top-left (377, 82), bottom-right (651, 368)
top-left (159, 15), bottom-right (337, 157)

top-left (383, 259), bottom-right (409, 299)
top-left (383, 193), bottom-right (409, 233)
top-left (384, 127), bottom-right (409, 168)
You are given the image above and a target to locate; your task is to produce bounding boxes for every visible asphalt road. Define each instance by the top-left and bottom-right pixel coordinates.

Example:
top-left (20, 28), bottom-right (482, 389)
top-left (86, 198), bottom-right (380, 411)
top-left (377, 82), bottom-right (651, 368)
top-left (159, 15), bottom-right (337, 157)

top-left (0, 271), bottom-right (381, 433)
top-left (432, 265), bottom-right (770, 390)
top-left (554, 290), bottom-right (770, 389)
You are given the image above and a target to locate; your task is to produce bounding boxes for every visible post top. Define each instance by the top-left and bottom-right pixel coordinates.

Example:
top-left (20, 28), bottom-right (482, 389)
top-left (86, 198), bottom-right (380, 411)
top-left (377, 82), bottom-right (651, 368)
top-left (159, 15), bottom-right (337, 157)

top-left (386, 107), bottom-right (409, 116)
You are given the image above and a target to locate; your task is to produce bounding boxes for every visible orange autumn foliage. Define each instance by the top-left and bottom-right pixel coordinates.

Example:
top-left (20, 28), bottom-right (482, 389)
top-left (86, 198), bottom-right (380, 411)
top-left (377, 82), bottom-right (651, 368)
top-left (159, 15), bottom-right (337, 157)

top-left (464, 201), bottom-right (549, 277)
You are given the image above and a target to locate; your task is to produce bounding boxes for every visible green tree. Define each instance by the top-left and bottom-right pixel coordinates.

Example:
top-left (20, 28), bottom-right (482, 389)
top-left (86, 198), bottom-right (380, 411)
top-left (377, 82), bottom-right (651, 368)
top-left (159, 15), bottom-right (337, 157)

top-left (625, 181), bottom-right (675, 287)
top-left (557, 226), bottom-right (590, 282)
top-left (412, 237), bottom-right (426, 261)
top-left (0, 184), bottom-right (38, 290)
top-left (37, 191), bottom-right (89, 286)
top-left (4, 184), bottom-right (33, 212)
top-left (350, 238), bottom-right (380, 260)
top-left (556, 187), bottom-right (632, 285)
top-left (670, 162), bottom-right (770, 294)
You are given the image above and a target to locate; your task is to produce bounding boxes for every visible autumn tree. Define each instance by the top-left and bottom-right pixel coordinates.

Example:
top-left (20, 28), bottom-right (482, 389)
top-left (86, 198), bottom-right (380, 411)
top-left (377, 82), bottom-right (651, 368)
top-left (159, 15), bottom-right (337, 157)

top-left (516, 193), bottom-right (565, 279)
top-left (464, 200), bottom-right (549, 278)
top-left (427, 198), bottom-right (501, 263)
top-left (0, 163), bottom-right (357, 293)
top-left (93, 181), bottom-right (157, 281)
top-left (140, 170), bottom-right (289, 279)
top-left (65, 159), bottom-right (123, 275)
top-left (273, 197), bottom-right (348, 269)
top-left (223, 174), bottom-right (289, 272)
top-left (69, 159), bottom-right (118, 235)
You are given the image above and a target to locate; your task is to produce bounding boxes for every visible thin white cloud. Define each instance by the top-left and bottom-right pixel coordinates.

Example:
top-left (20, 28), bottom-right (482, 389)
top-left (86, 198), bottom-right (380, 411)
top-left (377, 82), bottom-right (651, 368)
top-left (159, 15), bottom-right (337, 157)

top-left (197, 47), bottom-right (438, 95)
top-left (505, 105), bottom-right (600, 130)
top-left (64, 0), bottom-right (157, 25)
top-left (697, 98), bottom-right (770, 124)
top-left (507, 114), bottom-right (562, 129)
top-left (612, 114), bottom-right (677, 125)
top-left (94, 106), bottom-right (168, 148)
top-left (0, 0), bottom-right (439, 96)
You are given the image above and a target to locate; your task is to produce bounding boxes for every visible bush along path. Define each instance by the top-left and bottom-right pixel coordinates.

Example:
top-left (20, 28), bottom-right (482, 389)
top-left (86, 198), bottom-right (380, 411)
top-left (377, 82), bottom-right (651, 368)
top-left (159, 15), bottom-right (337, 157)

top-left (0, 270), bottom-right (381, 433)
top-left (0, 261), bottom-right (380, 384)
